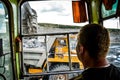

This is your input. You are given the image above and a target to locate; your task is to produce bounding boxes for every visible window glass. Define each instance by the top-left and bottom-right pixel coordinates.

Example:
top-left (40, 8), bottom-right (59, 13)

top-left (21, 1), bottom-right (87, 79)
top-left (0, 1), bottom-right (13, 80)
top-left (103, 18), bottom-right (120, 67)
top-left (21, 1), bottom-right (88, 35)
top-left (103, 18), bottom-right (120, 29)
top-left (107, 28), bottom-right (120, 67)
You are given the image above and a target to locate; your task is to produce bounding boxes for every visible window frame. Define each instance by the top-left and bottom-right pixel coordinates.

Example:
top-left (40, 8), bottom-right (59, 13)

top-left (19, 0), bottom-right (85, 78)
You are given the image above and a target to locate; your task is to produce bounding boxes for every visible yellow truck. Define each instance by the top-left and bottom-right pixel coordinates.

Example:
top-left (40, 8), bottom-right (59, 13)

top-left (23, 33), bottom-right (83, 79)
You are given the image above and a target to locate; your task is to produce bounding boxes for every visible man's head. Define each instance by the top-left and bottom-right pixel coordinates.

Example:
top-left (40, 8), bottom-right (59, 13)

top-left (76, 24), bottom-right (110, 66)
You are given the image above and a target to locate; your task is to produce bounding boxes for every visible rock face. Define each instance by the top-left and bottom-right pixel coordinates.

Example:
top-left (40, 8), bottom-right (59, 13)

top-left (21, 2), bottom-right (38, 34)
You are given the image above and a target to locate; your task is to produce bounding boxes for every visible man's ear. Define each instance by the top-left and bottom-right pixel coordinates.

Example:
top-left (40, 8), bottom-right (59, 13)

top-left (79, 45), bottom-right (84, 54)
top-left (77, 45), bottom-right (84, 61)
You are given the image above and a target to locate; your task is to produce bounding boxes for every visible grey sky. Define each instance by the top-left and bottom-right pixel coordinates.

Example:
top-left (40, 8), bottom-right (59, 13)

top-left (29, 1), bottom-right (88, 26)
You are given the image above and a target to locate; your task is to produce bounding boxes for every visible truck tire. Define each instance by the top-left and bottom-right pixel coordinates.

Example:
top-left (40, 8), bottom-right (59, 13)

top-left (49, 64), bottom-right (73, 80)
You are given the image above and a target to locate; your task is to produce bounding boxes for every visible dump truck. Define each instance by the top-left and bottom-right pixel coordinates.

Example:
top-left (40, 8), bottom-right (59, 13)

top-left (23, 34), bottom-right (83, 79)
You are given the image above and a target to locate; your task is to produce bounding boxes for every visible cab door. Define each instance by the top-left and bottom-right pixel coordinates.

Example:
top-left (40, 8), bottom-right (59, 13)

top-left (0, 1), bottom-right (14, 80)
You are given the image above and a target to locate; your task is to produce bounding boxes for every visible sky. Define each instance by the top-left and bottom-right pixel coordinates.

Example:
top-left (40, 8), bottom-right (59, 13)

top-left (0, 3), bottom-right (6, 33)
top-left (28, 1), bottom-right (119, 29)
top-left (29, 1), bottom-right (88, 26)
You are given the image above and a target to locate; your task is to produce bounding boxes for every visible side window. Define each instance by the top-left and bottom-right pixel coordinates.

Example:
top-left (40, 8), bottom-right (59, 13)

top-left (20, 1), bottom-right (86, 79)
top-left (107, 28), bottom-right (120, 67)
top-left (0, 1), bottom-right (13, 80)
top-left (102, 0), bottom-right (120, 68)
top-left (103, 18), bottom-right (120, 67)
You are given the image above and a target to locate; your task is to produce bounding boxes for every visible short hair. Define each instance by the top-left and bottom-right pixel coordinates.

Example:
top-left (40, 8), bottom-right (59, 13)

top-left (77, 24), bottom-right (110, 59)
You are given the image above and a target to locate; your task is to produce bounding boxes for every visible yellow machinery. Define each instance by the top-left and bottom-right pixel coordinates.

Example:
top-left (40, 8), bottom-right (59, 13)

top-left (26, 34), bottom-right (83, 75)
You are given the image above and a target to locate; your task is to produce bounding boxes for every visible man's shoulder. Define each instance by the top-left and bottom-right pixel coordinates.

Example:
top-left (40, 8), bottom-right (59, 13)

top-left (109, 64), bottom-right (120, 72)
top-left (108, 64), bottom-right (120, 79)
top-left (75, 64), bottom-right (120, 80)
top-left (70, 64), bottom-right (120, 80)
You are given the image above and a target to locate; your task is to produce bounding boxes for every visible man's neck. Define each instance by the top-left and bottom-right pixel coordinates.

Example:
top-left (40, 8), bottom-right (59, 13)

top-left (84, 58), bottom-right (109, 69)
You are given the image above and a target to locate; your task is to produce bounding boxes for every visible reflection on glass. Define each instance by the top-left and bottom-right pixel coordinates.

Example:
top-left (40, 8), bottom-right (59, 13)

top-left (0, 2), bottom-right (7, 33)
top-left (0, 1), bottom-right (13, 80)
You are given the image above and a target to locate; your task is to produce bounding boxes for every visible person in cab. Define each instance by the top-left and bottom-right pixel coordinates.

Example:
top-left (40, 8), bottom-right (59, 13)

top-left (72, 24), bottom-right (120, 80)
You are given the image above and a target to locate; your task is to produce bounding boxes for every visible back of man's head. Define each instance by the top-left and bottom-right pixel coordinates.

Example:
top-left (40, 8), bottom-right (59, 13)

top-left (78, 24), bottom-right (110, 59)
